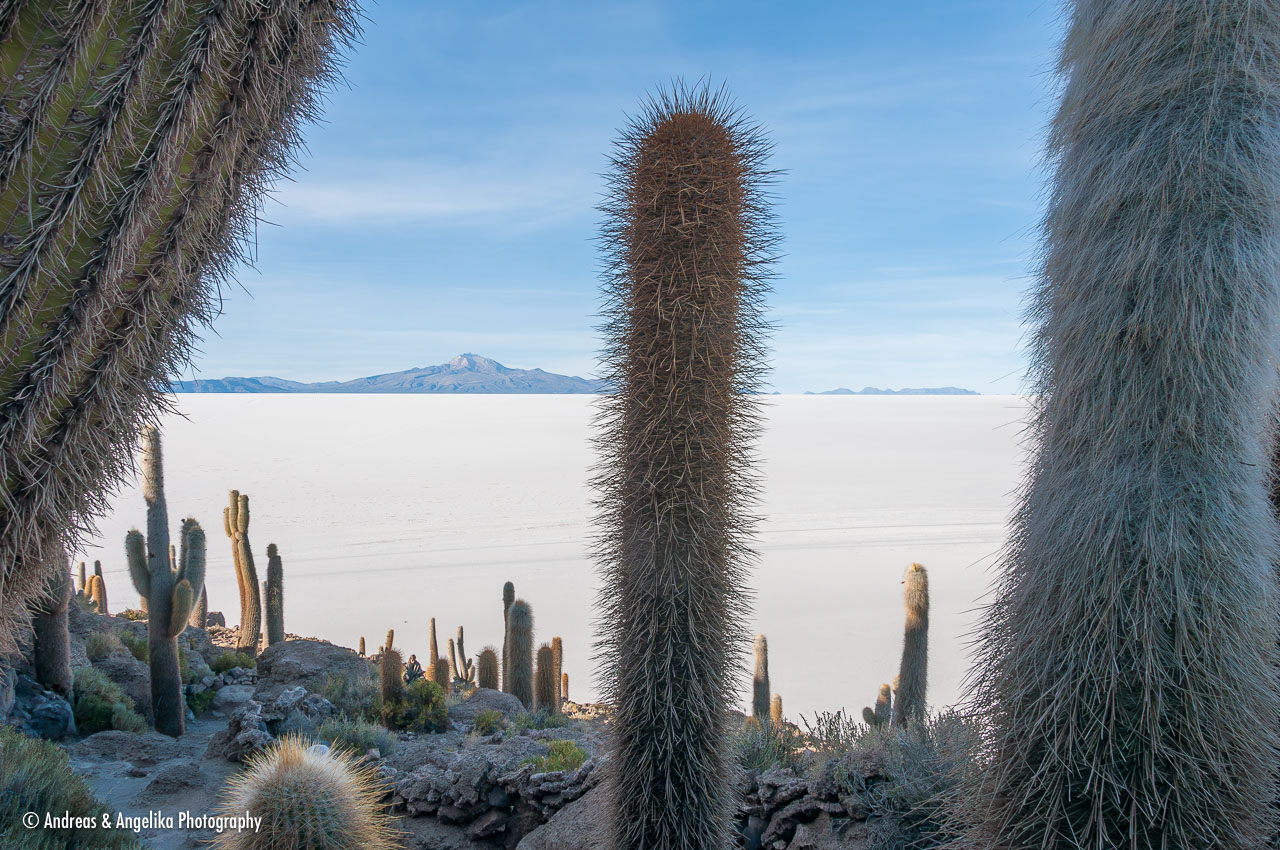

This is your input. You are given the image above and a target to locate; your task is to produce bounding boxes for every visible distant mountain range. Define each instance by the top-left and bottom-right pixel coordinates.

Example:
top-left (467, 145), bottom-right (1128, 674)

top-left (171, 354), bottom-right (607, 394)
top-left (804, 386), bottom-right (978, 396)
top-left (171, 354), bottom-right (980, 395)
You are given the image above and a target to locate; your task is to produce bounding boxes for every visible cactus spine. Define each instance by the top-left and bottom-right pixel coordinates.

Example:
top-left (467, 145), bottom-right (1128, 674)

top-left (595, 84), bottom-right (775, 850)
top-left (0, 0), bottom-right (359, 653)
top-left (506, 599), bottom-right (534, 709)
top-left (959, 3), bottom-right (1280, 846)
top-left (551, 636), bottom-right (563, 705)
top-left (87, 573), bottom-right (108, 615)
top-left (225, 492), bottom-right (261, 657)
top-left (126, 427), bottom-right (205, 737)
top-left (265, 544), bottom-right (284, 647)
top-left (752, 634), bottom-right (770, 723)
top-left (501, 581), bottom-right (514, 692)
top-left (477, 647), bottom-right (499, 690)
top-left (535, 644), bottom-right (557, 713)
top-left (30, 555), bottom-right (72, 697)
top-left (892, 563), bottom-right (928, 727)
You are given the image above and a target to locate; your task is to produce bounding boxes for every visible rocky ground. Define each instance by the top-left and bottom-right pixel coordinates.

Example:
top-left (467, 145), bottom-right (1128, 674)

top-left (3, 606), bottom-right (886, 849)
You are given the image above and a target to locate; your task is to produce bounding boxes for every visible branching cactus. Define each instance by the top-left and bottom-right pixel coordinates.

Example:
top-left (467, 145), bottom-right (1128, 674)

top-left (477, 647), bottom-right (499, 690)
top-left (551, 636), bottom-right (563, 705)
top-left (892, 563), bottom-right (928, 727)
top-left (959, 3), bottom-right (1280, 846)
top-left (0, 0), bottom-right (359, 652)
top-left (126, 427), bottom-right (205, 737)
top-left (501, 581), bottom-right (514, 692)
top-left (454, 626), bottom-right (473, 682)
top-left (224, 492), bottom-right (261, 657)
top-left (87, 573), bottom-right (108, 615)
top-left (594, 83), bottom-right (776, 850)
top-left (265, 544), bottom-right (284, 647)
top-left (30, 554), bottom-right (71, 697)
top-left (861, 683), bottom-right (892, 728)
top-left (752, 634), bottom-right (770, 724)
top-left (507, 599), bottom-right (534, 709)
top-left (535, 644), bottom-right (557, 714)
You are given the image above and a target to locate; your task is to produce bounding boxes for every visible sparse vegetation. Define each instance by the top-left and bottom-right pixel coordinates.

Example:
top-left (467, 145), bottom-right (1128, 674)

top-left (381, 678), bottom-right (448, 733)
top-left (734, 716), bottom-right (804, 774)
top-left (514, 709), bottom-right (573, 732)
top-left (472, 709), bottom-right (505, 736)
top-left (323, 670), bottom-right (381, 724)
top-left (72, 668), bottom-right (148, 735)
top-left (319, 717), bottom-right (399, 757)
top-left (212, 651), bottom-right (257, 674)
top-left (522, 739), bottom-right (587, 773)
top-left (119, 630), bottom-right (149, 662)
top-left (86, 630), bottom-right (126, 661)
top-left (187, 688), bottom-right (216, 716)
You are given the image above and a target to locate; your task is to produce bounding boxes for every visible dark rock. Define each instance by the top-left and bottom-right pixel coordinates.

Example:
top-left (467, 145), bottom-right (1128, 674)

top-left (448, 688), bottom-right (527, 726)
top-left (514, 785), bottom-right (606, 850)
top-left (29, 697), bottom-right (76, 740)
top-left (91, 654), bottom-right (152, 720)
top-left (254, 638), bottom-right (371, 700)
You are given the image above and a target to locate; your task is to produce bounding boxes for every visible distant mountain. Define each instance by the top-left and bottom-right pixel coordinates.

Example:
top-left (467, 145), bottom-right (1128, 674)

top-left (804, 386), bottom-right (979, 396)
top-left (171, 354), bottom-right (608, 394)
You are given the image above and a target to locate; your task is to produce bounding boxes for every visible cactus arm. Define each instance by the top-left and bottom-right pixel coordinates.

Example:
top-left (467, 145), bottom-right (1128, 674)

top-left (168, 579), bottom-right (193, 638)
top-left (125, 528), bottom-right (149, 598)
top-left (181, 520), bottom-right (205, 600)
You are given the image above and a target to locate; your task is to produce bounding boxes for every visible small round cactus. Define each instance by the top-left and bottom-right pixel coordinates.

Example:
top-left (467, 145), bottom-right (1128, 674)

top-left (477, 647), bottom-right (499, 690)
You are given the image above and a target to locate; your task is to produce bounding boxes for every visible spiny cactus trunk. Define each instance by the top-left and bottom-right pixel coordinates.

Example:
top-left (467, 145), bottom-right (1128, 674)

top-left (594, 83), bottom-right (775, 850)
top-left (501, 581), bottom-right (514, 692)
top-left (428, 617), bottom-right (439, 666)
top-left (225, 491), bottom-right (261, 657)
top-left (75, 562), bottom-right (86, 596)
top-left (129, 427), bottom-right (203, 737)
top-left (892, 563), bottom-right (927, 727)
top-left (551, 636), bottom-right (563, 705)
top-left (0, 0), bottom-right (358, 653)
top-left (264, 543), bottom-right (283, 647)
top-left (507, 599), bottom-right (534, 709)
top-left (769, 694), bottom-right (782, 728)
top-left (430, 658), bottom-right (450, 694)
top-left (188, 583), bottom-right (207, 630)
top-left (958, 3), bottom-right (1280, 847)
top-left (477, 648), bottom-right (499, 690)
top-left (535, 644), bottom-right (557, 713)
top-left (751, 634), bottom-right (769, 723)
top-left (561, 672), bottom-right (569, 704)
top-left (446, 638), bottom-right (458, 681)
top-left (87, 573), bottom-right (108, 615)
top-left (358, 637), bottom-right (365, 657)
top-left (30, 554), bottom-right (71, 697)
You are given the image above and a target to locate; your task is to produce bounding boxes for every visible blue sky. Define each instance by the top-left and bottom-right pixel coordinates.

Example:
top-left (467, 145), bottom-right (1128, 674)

top-left (196, 0), bottom-right (1063, 394)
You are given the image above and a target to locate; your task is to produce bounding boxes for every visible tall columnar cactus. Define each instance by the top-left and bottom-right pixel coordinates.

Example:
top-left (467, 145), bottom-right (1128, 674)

top-left (126, 427), bottom-right (205, 737)
top-left (428, 617), bottom-right (439, 665)
top-left (507, 599), bottom-right (534, 709)
top-left (892, 563), bottom-right (928, 727)
top-left (445, 638), bottom-right (458, 680)
top-left (561, 673), bottom-right (569, 704)
top-left (501, 581), bottom-right (514, 692)
top-left (30, 555), bottom-right (71, 697)
top-left (595, 84), bottom-right (775, 850)
top-left (358, 637), bottom-right (365, 657)
top-left (534, 644), bottom-right (557, 714)
top-left (958, 3), bottom-right (1280, 847)
top-left (75, 562), bottom-right (86, 596)
top-left (378, 648), bottom-right (404, 709)
top-left (264, 544), bottom-right (284, 647)
top-left (0, 0), bottom-right (359, 652)
top-left (87, 573), bottom-right (108, 615)
top-left (224, 491), bottom-right (261, 657)
top-left (454, 626), bottom-right (473, 682)
top-left (477, 647), bottom-right (499, 690)
top-left (384, 629), bottom-right (394, 653)
top-left (751, 634), bottom-right (770, 723)
top-left (430, 658), bottom-right (450, 694)
top-left (551, 636), bottom-right (563, 705)
top-left (769, 694), bottom-right (783, 728)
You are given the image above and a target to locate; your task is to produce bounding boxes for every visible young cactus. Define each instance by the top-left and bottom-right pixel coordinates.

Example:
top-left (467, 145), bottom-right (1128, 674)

top-left (358, 637), bottom-right (366, 657)
top-left (562, 673), bottom-right (569, 704)
top-left (477, 647), bottom-right (499, 690)
top-left (430, 658), bottom-right (451, 694)
top-left (224, 492), bottom-right (261, 657)
top-left (506, 599), bottom-right (534, 709)
top-left (595, 84), bottom-right (776, 850)
top-left (384, 629), bottom-right (395, 653)
top-left (126, 426), bottom-right (206, 737)
top-left (87, 573), bottom-right (108, 615)
top-left (551, 636), bottom-right (563, 705)
top-left (769, 694), bottom-right (783, 728)
top-left (892, 564), bottom-right (928, 727)
top-left (75, 562), bottom-right (87, 596)
top-left (752, 634), bottom-right (770, 724)
top-left (535, 644), bottom-right (557, 714)
top-left (862, 684), bottom-right (892, 728)
top-left (264, 544), bottom-right (284, 647)
top-left (30, 557), bottom-right (72, 697)
top-left (378, 648), bottom-right (405, 708)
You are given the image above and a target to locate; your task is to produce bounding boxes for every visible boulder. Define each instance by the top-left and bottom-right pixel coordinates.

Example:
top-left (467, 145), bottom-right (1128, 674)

top-left (68, 730), bottom-right (187, 765)
top-left (254, 638), bottom-right (371, 700)
top-left (213, 684), bottom-right (257, 713)
top-left (515, 785), bottom-right (607, 850)
top-left (28, 696), bottom-right (76, 740)
top-left (134, 761), bottom-right (207, 804)
top-left (448, 688), bottom-right (527, 726)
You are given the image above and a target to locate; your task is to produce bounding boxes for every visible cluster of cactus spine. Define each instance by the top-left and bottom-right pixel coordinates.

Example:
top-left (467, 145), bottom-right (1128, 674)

top-left (264, 543), bottom-right (284, 647)
top-left (506, 599), bottom-right (534, 709)
top-left (534, 644), bottom-right (557, 713)
top-left (594, 84), bottom-right (775, 850)
top-left (30, 554), bottom-right (72, 697)
top-left (501, 581), bottom-right (514, 692)
top-left (477, 647), bottom-right (499, 690)
top-left (0, 0), bottom-right (359, 653)
top-left (752, 634), bottom-right (770, 724)
top-left (126, 426), bottom-right (205, 737)
top-left (224, 492), bottom-right (261, 657)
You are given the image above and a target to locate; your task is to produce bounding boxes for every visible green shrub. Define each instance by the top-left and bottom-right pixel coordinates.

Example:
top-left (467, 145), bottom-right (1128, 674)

top-left (514, 709), bottom-right (572, 731)
top-left (734, 717), bottom-right (805, 773)
top-left (472, 709), bottom-right (505, 736)
top-left (186, 688), bottom-right (216, 716)
top-left (72, 668), bottom-right (148, 735)
top-left (211, 651), bottom-right (257, 674)
top-left (85, 631), bottom-right (125, 661)
top-left (119, 609), bottom-right (148, 621)
top-left (522, 739), bottom-right (587, 773)
top-left (0, 725), bottom-right (144, 848)
top-left (323, 670), bottom-right (381, 723)
top-left (381, 679), bottom-right (448, 733)
top-left (118, 630), bottom-right (148, 662)
top-left (319, 717), bottom-right (399, 757)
